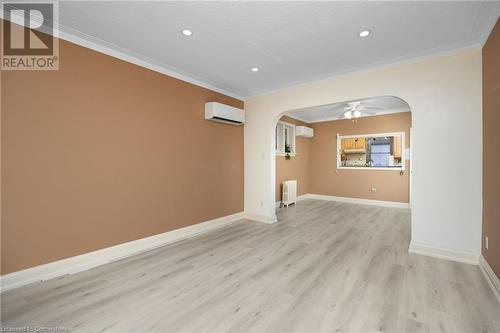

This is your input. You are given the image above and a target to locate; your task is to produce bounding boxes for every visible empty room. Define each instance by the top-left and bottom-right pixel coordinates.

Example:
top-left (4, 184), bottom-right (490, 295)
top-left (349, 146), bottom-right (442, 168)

top-left (1, 1), bottom-right (500, 332)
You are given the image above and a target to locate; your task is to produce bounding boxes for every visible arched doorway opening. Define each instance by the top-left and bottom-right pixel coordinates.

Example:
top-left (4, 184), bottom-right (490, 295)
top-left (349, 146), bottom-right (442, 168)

top-left (271, 96), bottom-right (413, 221)
top-left (243, 51), bottom-right (482, 259)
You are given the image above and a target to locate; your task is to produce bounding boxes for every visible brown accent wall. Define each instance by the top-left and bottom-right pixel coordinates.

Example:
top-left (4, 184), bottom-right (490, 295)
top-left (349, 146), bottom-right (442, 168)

top-left (482, 19), bottom-right (500, 277)
top-left (1, 38), bottom-right (243, 274)
top-left (309, 112), bottom-right (411, 203)
top-left (275, 116), bottom-right (310, 202)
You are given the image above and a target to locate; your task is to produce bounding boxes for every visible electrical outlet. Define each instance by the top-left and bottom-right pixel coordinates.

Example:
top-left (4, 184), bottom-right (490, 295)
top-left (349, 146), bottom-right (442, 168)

top-left (485, 236), bottom-right (489, 250)
top-left (371, 187), bottom-right (377, 193)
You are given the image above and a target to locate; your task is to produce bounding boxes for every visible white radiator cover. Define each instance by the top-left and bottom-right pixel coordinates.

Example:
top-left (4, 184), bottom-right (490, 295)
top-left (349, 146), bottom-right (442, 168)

top-left (282, 180), bottom-right (297, 206)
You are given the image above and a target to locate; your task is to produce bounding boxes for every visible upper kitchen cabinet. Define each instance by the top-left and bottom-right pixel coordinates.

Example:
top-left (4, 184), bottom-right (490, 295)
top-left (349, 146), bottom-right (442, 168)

top-left (354, 138), bottom-right (366, 150)
top-left (393, 135), bottom-right (402, 158)
top-left (341, 137), bottom-right (366, 151)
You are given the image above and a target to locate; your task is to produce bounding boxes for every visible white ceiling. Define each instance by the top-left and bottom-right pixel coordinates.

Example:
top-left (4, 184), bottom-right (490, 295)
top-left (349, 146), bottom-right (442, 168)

top-left (286, 96), bottom-right (411, 123)
top-left (55, 1), bottom-right (500, 98)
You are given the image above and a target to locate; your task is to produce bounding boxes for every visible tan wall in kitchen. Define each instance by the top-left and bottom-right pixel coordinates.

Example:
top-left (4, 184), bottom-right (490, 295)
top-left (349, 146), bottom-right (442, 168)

top-left (482, 19), bottom-right (500, 277)
top-left (275, 116), bottom-right (310, 202)
top-left (309, 112), bottom-right (411, 203)
top-left (1, 38), bottom-right (244, 274)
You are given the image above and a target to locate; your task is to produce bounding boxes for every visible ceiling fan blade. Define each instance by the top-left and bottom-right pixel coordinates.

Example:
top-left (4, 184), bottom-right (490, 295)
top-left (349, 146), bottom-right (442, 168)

top-left (343, 110), bottom-right (353, 119)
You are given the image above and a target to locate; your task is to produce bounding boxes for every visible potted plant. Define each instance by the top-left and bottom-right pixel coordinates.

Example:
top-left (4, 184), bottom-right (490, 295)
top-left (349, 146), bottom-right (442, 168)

top-left (285, 144), bottom-right (291, 160)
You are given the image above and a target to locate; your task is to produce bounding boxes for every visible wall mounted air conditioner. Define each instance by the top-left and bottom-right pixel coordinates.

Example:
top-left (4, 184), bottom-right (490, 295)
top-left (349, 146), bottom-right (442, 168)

top-left (296, 126), bottom-right (314, 138)
top-left (205, 102), bottom-right (245, 126)
top-left (282, 180), bottom-right (297, 207)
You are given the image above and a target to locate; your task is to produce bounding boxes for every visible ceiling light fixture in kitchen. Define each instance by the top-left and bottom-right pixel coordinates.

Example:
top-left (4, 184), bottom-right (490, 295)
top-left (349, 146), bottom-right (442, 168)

top-left (359, 30), bottom-right (371, 38)
top-left (343, 101), bottom-right (382, 121)
top-left (181, 29), bottom-right (193, 37)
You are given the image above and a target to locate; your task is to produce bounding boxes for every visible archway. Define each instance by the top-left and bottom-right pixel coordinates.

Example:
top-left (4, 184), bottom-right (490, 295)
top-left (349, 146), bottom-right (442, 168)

top-left (243, 49), bottom-right (482, 260)
top-left (272, 96), bottom-right (413, 220)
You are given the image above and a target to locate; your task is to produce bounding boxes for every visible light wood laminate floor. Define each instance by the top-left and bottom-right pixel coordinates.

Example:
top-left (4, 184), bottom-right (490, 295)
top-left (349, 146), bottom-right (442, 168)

top-left (2, 199), bottom-right (499, 332)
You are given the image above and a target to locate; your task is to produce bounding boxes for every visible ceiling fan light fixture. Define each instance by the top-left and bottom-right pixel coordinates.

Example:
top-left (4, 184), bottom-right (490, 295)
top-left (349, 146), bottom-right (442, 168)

top-left (359, 30), bottom-right (371, 38)
top-left (181, 29), bottom-right (193, 37)
top-left (344, 111), bottom-right (352, 119)
top-left (353, 110), bottom-right (361, 118)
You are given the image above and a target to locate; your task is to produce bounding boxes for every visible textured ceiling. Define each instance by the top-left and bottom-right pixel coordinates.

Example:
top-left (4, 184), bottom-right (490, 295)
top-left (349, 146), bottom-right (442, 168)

top-left (55, 1), bottom-right (500, 98)
top-left (287, 96), bottom-right (411, 123)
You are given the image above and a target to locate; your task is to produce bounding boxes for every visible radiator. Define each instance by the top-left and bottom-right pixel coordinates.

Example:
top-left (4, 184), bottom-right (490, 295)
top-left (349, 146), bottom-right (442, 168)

top-left (282, 180), bottom-right (297, 207)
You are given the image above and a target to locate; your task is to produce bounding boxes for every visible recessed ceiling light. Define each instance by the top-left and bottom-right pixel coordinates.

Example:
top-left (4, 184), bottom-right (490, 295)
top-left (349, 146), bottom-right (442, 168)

top-left (359, 30), bottom-right (371, 38)
top-left (181, 29), bottom-right (193, 37)
top-left (251, 67), bottom-right (259, 72)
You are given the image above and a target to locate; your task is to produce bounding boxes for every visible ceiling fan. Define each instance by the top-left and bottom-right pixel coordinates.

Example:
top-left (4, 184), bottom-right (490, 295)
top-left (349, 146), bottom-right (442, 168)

top-left (343, 101), bottom-right (383, 120)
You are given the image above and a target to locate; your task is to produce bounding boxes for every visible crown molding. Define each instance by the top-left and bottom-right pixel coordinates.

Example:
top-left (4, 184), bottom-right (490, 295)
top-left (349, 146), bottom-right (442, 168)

top-left (286, 107), bottom-right (410, 124)
top-left (56, 24), bottom-right (245, 101)
top-left (3, 2), bottom-right (496, 100)
top-left (472, 2), bottom-right (500, 46)
top-left (0, 7), bottom-right (244, 100)
top-left (281, 113), bottom-right (310, 124)
top-left (249, 42), bottom-right (482, 98)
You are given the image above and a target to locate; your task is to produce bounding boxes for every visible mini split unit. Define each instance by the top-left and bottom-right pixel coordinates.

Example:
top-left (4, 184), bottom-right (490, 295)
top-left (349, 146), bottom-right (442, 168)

top-left (205, 102), bottom-right (245, 126)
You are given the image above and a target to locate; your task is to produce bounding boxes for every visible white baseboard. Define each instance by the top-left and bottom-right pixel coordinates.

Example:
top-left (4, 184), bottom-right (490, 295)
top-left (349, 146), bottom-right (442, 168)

top-left (0, 211), bottom-right (245, 293)
top-left (275, 194), bottom-right (310, 208)
top-left (245, 212), bottom-right (277, 224)
top-left (408, 242), bottom-right (480, 265)
top-left (307, 194), bottom-right (410, 208)
top-left (479, 255), bottom-right (500, 303)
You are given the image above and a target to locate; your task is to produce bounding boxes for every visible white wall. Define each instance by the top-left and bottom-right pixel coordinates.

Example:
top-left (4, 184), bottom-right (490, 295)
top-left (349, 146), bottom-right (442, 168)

top-left (244, 48), bottom-right (482, 255)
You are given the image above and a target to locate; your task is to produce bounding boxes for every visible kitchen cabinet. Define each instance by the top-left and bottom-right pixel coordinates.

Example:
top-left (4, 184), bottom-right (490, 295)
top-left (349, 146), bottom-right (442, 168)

top-left (354, 138), bottom-right (366, 150)
top-left (341, 138), bottom-right (352, 150)
top-left (393, 136), bottom-right (402, 158)
top-left (342, 137), bottom-right (366, 151)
